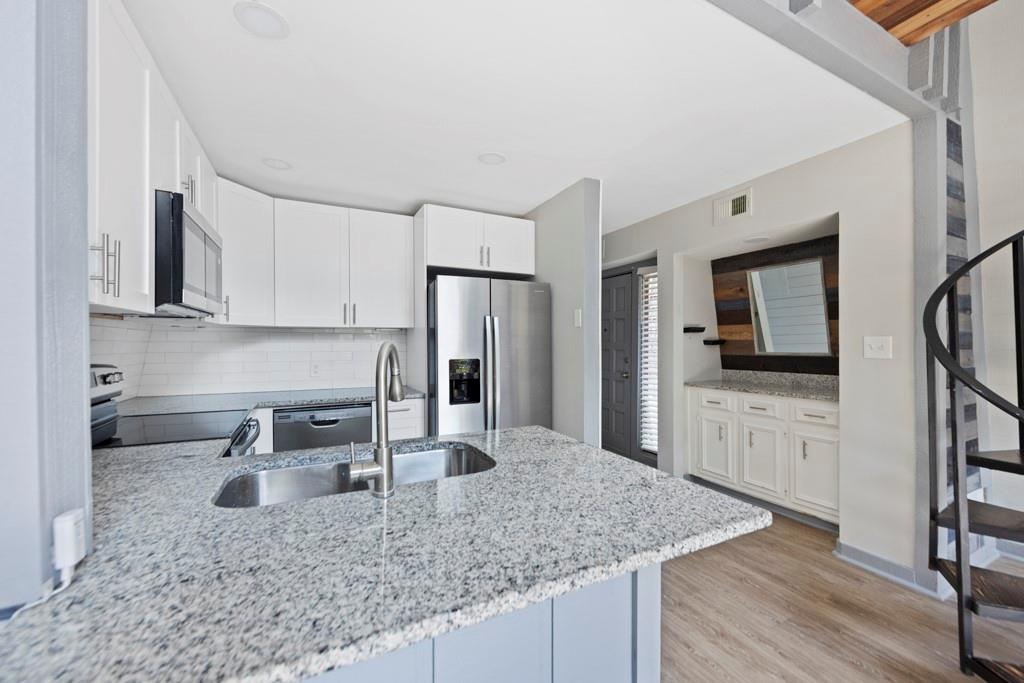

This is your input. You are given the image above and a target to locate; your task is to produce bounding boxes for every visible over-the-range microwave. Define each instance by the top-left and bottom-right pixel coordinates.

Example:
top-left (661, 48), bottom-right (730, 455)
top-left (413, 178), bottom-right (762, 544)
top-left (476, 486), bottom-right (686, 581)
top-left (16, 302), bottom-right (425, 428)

top-left (154, 190), bottom-right (223, 318)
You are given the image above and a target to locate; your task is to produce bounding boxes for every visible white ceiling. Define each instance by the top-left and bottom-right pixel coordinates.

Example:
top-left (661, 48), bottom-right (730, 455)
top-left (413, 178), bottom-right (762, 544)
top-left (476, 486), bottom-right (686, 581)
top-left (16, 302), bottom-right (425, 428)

top-left (123, 0), bottom-right (906, 233)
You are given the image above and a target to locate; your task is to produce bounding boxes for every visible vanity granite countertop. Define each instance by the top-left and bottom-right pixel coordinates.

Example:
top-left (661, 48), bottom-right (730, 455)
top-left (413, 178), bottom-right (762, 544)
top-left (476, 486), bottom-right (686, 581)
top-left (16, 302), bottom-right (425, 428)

top-left (0, 426), bottom-right (770, 683)
top-left (686, 377), bottom-right (839, 403)
top-left (117, 386), bottom-right (426, 417)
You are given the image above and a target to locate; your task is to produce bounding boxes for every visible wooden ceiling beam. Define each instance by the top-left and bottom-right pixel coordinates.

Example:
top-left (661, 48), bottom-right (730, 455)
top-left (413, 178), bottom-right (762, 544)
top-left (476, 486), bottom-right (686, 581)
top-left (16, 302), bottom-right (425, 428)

top-left (850, 0), bottom-right (1000, 45)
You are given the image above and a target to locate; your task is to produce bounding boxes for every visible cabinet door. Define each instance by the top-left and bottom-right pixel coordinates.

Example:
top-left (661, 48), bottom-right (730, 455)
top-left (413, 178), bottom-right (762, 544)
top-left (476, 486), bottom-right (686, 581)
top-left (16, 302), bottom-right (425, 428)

top-left (176, 120), bottom-right (201, 210)
top-left (88, 0), bottom-right (153, 313)
top-left (791, 429), bottom-right (839, 514)
top-left (739, 419), bottom-right (787, 501)
top-left (218, 179), bottom-right (275, 326)
top-left (149, 81), bottom-right (178, 198)
top-left (198, 152), bottom-right (218, 230)
top-left (349, 209), bottom-right (413, 327)
top-left (424, 205), bottom-right (485, 270)
top-left (697, 414), bottom-right (735, 483)
top-left (274, 199), bottom-right (348, 327)
top-left (484, 214), bottom-right (535, 275)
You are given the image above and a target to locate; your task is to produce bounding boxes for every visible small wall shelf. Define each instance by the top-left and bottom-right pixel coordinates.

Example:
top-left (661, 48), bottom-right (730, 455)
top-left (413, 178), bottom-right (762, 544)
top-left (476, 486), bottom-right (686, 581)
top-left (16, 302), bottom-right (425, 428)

top-left (683, 325), bottom-right (706, 334)
top-left (703, 339), bottom-right (727, 346)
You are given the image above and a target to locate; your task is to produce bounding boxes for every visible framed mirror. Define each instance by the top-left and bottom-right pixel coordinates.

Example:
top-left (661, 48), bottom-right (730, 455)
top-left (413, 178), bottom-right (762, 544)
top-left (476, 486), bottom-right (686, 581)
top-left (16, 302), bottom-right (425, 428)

top-left (747, 258), bottom-right (831, 356)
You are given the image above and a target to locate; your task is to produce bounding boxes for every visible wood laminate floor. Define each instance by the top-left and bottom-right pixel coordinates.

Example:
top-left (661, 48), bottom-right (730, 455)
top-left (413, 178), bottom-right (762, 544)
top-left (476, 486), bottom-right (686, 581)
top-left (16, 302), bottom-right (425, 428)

top-left (662, 516), bottom-right (1024, 682)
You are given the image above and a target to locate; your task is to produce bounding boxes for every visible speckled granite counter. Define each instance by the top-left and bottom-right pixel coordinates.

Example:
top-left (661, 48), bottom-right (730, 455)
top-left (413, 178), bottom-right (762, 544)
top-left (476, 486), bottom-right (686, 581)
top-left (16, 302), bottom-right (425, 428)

top-left (0, 426), bottom-right (770, 682)
top-left (117, 386), bottom-right (425, 417)
top-left (687, 370), bottom-right (838, 403)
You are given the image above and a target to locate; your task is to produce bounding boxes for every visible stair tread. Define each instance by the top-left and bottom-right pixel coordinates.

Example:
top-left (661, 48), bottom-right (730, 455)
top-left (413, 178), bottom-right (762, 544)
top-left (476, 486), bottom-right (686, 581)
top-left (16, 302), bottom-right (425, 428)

top-left (971, 657), bottom-right (1024, 683)
top-left (935, 559), bottom-right (1024, 621)
top-left (968, 449), bottom-right (1024, 475)
top-left (935, 500), bottom-right (1024, 543)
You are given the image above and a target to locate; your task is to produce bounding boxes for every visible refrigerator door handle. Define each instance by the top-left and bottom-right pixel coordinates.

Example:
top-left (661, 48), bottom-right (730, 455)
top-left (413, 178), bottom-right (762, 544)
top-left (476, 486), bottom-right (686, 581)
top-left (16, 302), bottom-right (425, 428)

top-left (484, 315), bottom-right (493, 430)
top-left (492, 316), bottom-right (501, 429)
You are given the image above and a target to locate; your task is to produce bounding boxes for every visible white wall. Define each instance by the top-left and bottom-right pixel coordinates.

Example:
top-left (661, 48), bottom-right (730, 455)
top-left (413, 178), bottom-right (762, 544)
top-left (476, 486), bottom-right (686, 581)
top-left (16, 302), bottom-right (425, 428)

top-left (679, 255), bottom-right (722, 384)
top-left (604, 122), bottom-right (918, 569)
top-left (90, 318), bottom-right (407, 397)
top-left (971, 1), bottom-right (1024, 512)
top-left (527, 178), bottom-right (603, 445)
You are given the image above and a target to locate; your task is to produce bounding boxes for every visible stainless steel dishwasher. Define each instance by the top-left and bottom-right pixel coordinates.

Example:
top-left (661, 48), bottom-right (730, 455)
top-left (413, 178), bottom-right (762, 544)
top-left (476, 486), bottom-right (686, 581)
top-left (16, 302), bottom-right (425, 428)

top-left (272, 404), bottom-right (372, 452)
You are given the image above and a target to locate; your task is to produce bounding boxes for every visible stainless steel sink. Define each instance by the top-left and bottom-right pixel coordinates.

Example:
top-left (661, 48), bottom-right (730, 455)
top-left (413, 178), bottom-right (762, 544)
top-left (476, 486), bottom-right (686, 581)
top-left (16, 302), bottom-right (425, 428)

top-left (213, 444), bottom-right (496, 508)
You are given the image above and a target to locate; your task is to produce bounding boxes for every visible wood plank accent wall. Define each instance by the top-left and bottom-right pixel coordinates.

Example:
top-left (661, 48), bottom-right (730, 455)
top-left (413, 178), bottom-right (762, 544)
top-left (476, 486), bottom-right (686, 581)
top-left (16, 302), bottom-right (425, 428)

top-left (710, 235), bottom-right (839, 375)
top-left (850, 0), bottom-right (999, 46)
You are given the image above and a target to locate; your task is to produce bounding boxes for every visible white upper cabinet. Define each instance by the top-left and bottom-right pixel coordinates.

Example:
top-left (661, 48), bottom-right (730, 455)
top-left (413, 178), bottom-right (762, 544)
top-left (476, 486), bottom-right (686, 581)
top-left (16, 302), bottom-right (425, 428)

top-left (218, 179), bottom-right (275, 326)
top-left (424, 205), bottom-right (485, 270)
top-left (149, 80), bottom-right (179, 202)
top-left (176, 120), bottom-right (202, 213)
top-left (483, 214), bottom-right (535, 275)
top-left (87, 0), bottom-right (153, 314)
top-left (349, 209), bottom-right (414, 328)
top-left (274, 199), bottom-right (350, 328)
top-left (422, 204), bottom-right (536, 275)
top-left (198, 153), bottom-right (218, 231)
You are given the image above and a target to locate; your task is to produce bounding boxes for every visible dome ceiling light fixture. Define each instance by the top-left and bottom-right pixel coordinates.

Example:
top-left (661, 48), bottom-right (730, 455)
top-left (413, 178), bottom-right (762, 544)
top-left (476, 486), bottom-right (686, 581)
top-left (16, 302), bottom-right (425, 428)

top-left (477, 152), bottom-right (508, 166)
top-left (233, 2), bottom-right (290, 39)
top-left (262, 157), bottom-right (293, 170)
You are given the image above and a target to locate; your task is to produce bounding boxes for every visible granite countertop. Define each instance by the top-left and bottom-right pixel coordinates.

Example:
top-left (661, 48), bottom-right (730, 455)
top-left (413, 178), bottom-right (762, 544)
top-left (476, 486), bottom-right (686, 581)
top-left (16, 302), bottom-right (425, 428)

top-left (117, 386), bottom-right (426, 417)
top-left (686, 378), bottom-right (839, 403)
top-left (0, 426), bottom-right (770, 682)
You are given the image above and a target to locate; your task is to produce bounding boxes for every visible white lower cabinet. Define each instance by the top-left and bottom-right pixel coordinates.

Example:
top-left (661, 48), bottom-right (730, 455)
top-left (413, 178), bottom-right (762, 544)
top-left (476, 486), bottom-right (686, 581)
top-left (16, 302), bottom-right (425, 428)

top-left (790, 428), bottom-right (840, 516)
top-left (689, 387), bottom-right (839, 524)
top-left (696, 414), bottom-right (735, 483)
top-left (739, 419), bottom-right (787, 502)
top-left (372, 398), bottom-right (425, 441)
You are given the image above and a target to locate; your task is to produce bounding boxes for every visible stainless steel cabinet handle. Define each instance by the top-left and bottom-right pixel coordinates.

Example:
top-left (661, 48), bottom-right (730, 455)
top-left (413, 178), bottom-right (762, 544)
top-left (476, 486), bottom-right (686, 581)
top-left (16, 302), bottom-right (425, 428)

top-left (749, 431), bottom-right (754, 448)
top-left (802, 441), bottom-right (808, 459)
top-left (113, 238), bottom-right (121, 298)
top-left (750, 405), bottom-right (766, 411)
top-left (718, 424), bottom-right (724, 441)
top-left (224, 295), bottom-right (231, 322)
top-left (89, 232), bottom-right (112, 294)
top-left (479, 245), bottom-right (484, 266)
top-left (343, 302), bottom-right (347, 325)
top-left (352, 303), bottom-right (357, 326)
top-left (486, 246), bottom-right (491, 267)
top-left (388, 407), bottom-right (412, 414)
top-left (707, 400), bottom-right (721, 405)
top-left (805, 413), bottom-right (827, 420)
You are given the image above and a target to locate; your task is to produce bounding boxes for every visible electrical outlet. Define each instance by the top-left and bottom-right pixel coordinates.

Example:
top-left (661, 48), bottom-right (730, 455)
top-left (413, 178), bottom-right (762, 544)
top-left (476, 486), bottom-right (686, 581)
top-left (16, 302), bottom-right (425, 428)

top-left (863, 336), bottom-right (893, 360)
top-left (310, 362), bottom-right (324, 377)
top-left (53, 509), bottom-right (85, 571)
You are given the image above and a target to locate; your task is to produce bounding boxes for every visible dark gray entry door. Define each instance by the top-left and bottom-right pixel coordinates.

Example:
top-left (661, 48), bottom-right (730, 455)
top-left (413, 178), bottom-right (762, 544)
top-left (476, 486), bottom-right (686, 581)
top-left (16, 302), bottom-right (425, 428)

top-left (601, 274), bottom-right (632, 455)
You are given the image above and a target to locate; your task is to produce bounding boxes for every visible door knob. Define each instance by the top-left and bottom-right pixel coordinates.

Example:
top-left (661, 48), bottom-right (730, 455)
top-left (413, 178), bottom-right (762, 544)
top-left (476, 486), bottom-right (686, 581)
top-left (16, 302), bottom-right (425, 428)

top-left (621, 371), bottom-right (630, 379)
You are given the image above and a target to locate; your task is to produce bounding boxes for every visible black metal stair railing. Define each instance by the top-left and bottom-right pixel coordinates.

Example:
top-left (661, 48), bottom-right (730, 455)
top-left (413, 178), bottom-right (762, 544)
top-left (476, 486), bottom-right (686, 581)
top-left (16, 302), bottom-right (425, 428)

top-left (924, 227), bottom-right (1024, 683)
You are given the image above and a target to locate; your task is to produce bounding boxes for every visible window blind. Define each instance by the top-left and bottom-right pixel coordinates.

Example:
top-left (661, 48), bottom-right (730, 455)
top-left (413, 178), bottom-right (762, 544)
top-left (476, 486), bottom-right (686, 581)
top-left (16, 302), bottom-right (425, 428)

top-left (638, 268), bottom-right (658, 453)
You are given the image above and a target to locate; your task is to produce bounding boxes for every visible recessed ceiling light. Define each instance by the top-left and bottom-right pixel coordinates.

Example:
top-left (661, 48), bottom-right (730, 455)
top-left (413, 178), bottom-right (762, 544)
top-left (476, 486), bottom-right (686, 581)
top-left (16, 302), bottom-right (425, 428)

top-left (262, 157), bottom-right (293, 170)
top-left (743, 235), bottom-right (771, 244)
top-left (477, 152), bottom-right (507, 166)
top-left (233, 2), bottom-right (290, 39)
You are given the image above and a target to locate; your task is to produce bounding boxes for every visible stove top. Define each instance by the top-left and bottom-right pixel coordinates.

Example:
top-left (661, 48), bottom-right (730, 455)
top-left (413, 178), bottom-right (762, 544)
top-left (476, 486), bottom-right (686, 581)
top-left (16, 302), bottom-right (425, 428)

top-left (99, 409), bottom-right (250, 448)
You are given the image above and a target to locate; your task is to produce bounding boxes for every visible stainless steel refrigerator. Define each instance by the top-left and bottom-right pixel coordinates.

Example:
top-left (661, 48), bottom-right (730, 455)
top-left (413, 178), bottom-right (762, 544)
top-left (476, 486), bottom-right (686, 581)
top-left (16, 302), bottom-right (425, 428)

top-left (428, 275), bottom-right (552, 436)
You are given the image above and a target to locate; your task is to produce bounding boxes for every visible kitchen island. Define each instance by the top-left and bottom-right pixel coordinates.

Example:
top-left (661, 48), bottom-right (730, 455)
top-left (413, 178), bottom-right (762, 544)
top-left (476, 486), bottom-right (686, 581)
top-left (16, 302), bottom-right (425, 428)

top-left (0, 426), bottom-right (770, 682)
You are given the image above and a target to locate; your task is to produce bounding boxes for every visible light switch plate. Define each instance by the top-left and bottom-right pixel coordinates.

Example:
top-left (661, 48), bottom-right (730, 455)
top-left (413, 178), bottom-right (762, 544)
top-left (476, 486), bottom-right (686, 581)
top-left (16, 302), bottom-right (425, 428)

top-left (310, 362), bottom-right (324, 377)
top-left (573, 308), bottom-right (583, 328)
top-left (863, 336), bottom-right (893, 359)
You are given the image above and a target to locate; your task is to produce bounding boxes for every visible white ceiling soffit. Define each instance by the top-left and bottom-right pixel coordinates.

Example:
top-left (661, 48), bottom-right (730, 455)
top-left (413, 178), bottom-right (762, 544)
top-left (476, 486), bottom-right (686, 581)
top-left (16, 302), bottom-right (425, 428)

top-left (683, 214), bottom-right (840, 261)
top-left (122, 0), bottom-right (907, 233)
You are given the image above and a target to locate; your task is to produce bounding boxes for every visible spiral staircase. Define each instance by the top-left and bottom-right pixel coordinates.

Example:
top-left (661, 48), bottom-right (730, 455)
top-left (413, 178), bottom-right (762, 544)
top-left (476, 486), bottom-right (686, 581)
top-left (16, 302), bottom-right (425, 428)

top-left (925, 229), bottom-right (1024, 682)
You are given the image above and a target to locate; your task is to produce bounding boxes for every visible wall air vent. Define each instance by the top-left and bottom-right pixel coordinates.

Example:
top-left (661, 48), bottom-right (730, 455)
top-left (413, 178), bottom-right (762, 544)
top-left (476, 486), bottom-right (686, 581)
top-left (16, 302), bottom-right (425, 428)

top-left (713, 188), bottom-right (753, 226)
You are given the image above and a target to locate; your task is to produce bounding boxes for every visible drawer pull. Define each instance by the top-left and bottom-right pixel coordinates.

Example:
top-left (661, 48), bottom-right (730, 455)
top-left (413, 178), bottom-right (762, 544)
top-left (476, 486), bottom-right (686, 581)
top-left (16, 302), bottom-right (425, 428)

top-left (749, 406), bottom-right (767, 411)
top-left (707, 400), bottom-right (721, 406)
top-left (388, 407), bottom-right (413, 413)
top-left (802, 441), bottom-right (809, 459)
top-left (805, 413), bottom-right (827, 419)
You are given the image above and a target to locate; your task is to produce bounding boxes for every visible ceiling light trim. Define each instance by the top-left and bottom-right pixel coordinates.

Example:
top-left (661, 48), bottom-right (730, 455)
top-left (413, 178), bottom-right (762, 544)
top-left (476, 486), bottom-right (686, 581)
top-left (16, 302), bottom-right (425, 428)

top-left (233, 1), bottom-right (290, 39)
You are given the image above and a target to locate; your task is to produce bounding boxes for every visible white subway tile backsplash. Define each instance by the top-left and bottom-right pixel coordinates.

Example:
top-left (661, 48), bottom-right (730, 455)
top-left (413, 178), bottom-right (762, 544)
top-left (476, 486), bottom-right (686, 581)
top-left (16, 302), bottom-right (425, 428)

top-left (89, 317), bottom-right (408, 398)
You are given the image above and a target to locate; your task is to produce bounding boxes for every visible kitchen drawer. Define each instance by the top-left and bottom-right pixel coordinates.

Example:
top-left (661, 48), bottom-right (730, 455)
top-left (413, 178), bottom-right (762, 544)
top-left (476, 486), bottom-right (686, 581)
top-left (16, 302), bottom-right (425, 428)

top-left (700, 391), bottom-right (736, 412)
top-left (741, 396), bottom-right (784, 420)
top-left (791, 403), bottom-right (839, 427)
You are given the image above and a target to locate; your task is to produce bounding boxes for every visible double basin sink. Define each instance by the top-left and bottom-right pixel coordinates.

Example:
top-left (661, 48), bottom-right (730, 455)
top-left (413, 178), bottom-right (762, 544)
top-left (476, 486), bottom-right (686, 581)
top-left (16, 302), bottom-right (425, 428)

top-left (214, 443), bottom-right (496, 508)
